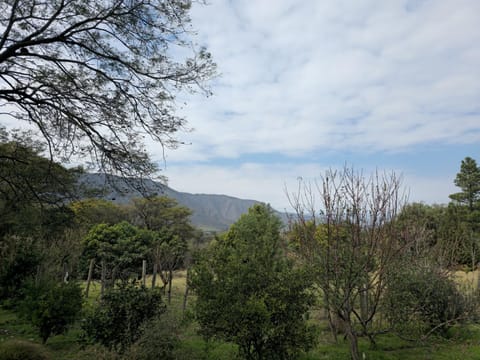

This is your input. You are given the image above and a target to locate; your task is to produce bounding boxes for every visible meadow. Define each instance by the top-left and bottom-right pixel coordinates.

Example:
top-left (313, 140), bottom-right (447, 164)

top-left (2, 270), bottom-right (480, 360)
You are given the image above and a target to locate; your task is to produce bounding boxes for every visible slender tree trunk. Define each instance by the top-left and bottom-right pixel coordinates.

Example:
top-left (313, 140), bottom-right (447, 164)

top-left (359, 284), bottom-right (369, 327)
top-left (142, 259), bottom-right (147, 287)
top-left (345, 320), bottom-right (360, 360)
top-left (182, 269), bottom-right (190, 313)
top-left (167, 269), bottom-right (173, 304)
top-left (100, 260), bottom-right (106, 298)
top-left (85, 259), bottom-right (95, 298)
top-left (152, 262), bottom-right (157, 289)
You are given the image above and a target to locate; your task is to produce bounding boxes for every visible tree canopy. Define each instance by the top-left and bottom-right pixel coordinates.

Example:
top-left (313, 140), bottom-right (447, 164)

top-left (0, 0), bottom-right (215, 177)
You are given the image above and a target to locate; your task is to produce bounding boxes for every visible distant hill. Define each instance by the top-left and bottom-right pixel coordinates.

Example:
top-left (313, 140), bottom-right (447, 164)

top-left (78, 173), bottom-right (288, 231)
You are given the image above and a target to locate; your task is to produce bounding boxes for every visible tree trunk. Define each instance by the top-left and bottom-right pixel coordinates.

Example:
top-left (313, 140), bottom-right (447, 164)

top-left (100, 260), bottom-right (106, 298)
top-left (152, 262), bottom-right (157, 289)
top-left (85, 259), bottom-right (95, 298)
top-left (359, 284), bottom-right (369, 327)
top-left (345, 321), bottom-right (360, 360)
top-left (167, 269), bottom-right (173, 304)
top-left (182, 269), bottom-right (190, 313)
top-left (142, 259), bottom-right (147, 287)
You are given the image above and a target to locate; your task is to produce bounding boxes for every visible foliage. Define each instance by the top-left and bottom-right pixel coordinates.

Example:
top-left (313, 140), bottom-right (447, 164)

top-left (287, 167), bottom-right (405, 360)
top-left (384, 263), bottom-right (467, 338)
top-left (0, 339), bottom-right (51, 360)
top-left (70, 199), bottom-right (128, 231)
top-left (0, 0), bottom-right (215, 177)
top-left (81, 283), bottom-right (165, 353)
top-left (0, 235), bottom-right (41, 304)
top-left (191, 204), bottom-right (316, 360)
top-left (449, 157), bottom-right (480, 210)
top-left (18, 279), bottom-right (83, 343)
top-left (128, 311), bottom-right (180, 360)
top-left (81, 221), bottom-right (154, 282)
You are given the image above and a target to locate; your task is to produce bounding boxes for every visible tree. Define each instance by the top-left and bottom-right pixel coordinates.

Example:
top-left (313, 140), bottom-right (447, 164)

top-left (81, 284), bottom-right (165, 353)
top-left (190, 204), bottom-right (316, 360)
top-left (449, 157), bottom-right (480, 269)
top-left (0, 0), bottom-right (215, 177)
top-left (81, 221), bottom-right (154, 286)
top-left (449, 157), bottom-right (480, 211)
top-left (129, 196), bottom-right (193, 298)
top-left (19, 279), bottom-right (83, 344)
top-left (287, 167), bottom-right (405, 360)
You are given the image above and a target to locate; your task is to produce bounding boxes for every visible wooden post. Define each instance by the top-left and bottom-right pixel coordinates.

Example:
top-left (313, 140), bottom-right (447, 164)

top-left (85, 259), bottom-right (95, 297)
top-left (182, 269), bottom-right (190, 314)
top-left (142, 260), bottom-right (147, 287)
top-left (100, 260), bottom-right (106, 298)
top-left (151, 262), bottom-right (157, 289)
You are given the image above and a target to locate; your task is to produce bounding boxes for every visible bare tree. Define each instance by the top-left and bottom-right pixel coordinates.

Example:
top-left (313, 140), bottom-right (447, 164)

top-left (0, 0), bottom-right (215, 177)
top-left (287, 166), bottom-right (406, 360)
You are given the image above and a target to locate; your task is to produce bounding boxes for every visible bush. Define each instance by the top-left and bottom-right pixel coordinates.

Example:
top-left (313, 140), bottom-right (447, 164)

top-left (81, 283), bottom-right (165, 353)
top-left (384, 263), bottom-right (466, 337)
top-left (128, 311), bottom-right (180, 360)
top-left (19, 279), bottom-right (83, 343)
top-left (0, 339), bottom-right (51, 360)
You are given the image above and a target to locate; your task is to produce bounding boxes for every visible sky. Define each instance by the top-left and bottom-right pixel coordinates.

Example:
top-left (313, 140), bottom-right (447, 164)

top-left (155, 0), bottom-right (480, 212)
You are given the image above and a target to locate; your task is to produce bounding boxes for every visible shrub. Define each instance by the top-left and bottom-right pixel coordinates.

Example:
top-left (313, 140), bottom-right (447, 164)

top-left (384, 263), bottom-right (466, 337)
top-left (81, 283), bottom-right (165, 353)
top-left (0, 339), bottom-right (51, 360)
top-left (19, 279), bottom-right (83, 343)
top-left (128, 311), bottom-right (180, 360)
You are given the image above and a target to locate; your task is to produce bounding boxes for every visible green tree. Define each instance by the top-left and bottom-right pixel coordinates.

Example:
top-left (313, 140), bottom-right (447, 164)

top-left (81, 284), bottom-right (165, 353)
top-left (0, 1), bottom-right (215, 177)
top-left (129, 196), bottom-right (193, 297)
top-left (190, 204), bottom-right (316, 360)
top-left (449, 157), bottom-right (480, 269)
top-left (449, 157), bottom-right (480, 211)
top-left (19, 279), bottom-right (83, 344)
top-left (81, 221), bottom-right (153, 284)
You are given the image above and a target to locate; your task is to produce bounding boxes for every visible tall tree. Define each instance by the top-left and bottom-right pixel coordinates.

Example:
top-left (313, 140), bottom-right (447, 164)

top-left (449, 157), bottom-right (480, 211)
top-left (287, 167), bottom-right (406, 360)
top-left (190, 204), bottom-right (316, 360)
top-left (0, 0), bottom-right (215, 177)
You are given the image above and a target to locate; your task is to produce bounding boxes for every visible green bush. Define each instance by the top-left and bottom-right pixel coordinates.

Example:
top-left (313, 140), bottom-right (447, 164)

top-left (0, 339), bottom-right (51, 360)
top-left (81, 283), bottom-right (165, 353)
top-left (384, 263), bottom-right (466, 337)
top-left (19, 279), bottom-right (83, 343)
top-left (128, 311), bottom-right (180, 360)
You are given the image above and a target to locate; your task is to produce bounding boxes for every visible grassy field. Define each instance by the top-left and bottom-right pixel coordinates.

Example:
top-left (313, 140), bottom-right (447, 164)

top-left (2, 271), bottom-right (480, 359)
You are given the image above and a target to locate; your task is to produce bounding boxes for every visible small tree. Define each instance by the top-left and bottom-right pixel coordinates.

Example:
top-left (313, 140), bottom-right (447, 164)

top-left (190, 204), bottom-right (316, 360)
top-left (81, 284), bottom-right (165, 353)
top-left (19, 279), bottom-right (83, 344)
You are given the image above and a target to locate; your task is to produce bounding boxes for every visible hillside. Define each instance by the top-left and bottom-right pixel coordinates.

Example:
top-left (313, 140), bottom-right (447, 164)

top-left (78, 173), bottom-right (286, 231)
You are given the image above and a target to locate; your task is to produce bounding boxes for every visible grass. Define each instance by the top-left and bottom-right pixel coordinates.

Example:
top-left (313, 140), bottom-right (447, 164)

top-left (2, 271), bottom-right (480, 359)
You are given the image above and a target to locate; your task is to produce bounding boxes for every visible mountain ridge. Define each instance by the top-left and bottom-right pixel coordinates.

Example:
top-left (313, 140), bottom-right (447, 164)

top-left (78, 173), bottom-right (287, 231)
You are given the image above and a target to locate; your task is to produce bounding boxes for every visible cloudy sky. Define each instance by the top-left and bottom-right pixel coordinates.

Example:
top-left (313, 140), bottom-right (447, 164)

top-left (156, 0), bottom-right (480, 211)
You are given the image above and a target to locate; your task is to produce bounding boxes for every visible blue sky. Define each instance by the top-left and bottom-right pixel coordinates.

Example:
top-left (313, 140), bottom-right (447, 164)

top-left (153, 0), bottom-right (480, 211)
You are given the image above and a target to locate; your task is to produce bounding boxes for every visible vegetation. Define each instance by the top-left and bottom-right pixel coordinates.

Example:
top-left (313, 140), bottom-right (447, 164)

top-left (18, 280), bottom-right (83, 344)
top-left (191, 204), bottom-right (317, 360)
top-left (81, 284), bottom-right (164, 353)
top-left (0, 0), bottom-right (215, 178)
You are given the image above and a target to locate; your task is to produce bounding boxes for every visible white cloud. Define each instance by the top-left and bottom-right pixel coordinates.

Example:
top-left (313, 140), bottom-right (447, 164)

top-left (158, 0), bottom-right (480, 164)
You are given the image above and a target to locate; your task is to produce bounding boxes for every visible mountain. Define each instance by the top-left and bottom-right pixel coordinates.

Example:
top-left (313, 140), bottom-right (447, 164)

top-left (78, 173), bottom-right (287, 231)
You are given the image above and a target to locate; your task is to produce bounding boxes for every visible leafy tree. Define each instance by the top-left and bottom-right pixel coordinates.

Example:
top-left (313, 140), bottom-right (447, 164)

top-left (190, 204), bottom-right (316, 360)
top-left (19, 279), bottom-right (83, 344)
top-left (448, 157), bottom-right (480, 269)
top-left (129, 196), bottom-right (193, 296)
top-left (81, 284), bottom-right (165, 353)
top-left (81, 221), bottom-right (154, 284)
top-left (449, 157), bottom-right (480, 210)
top-left (0, 0), bottom-right (215, 177)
